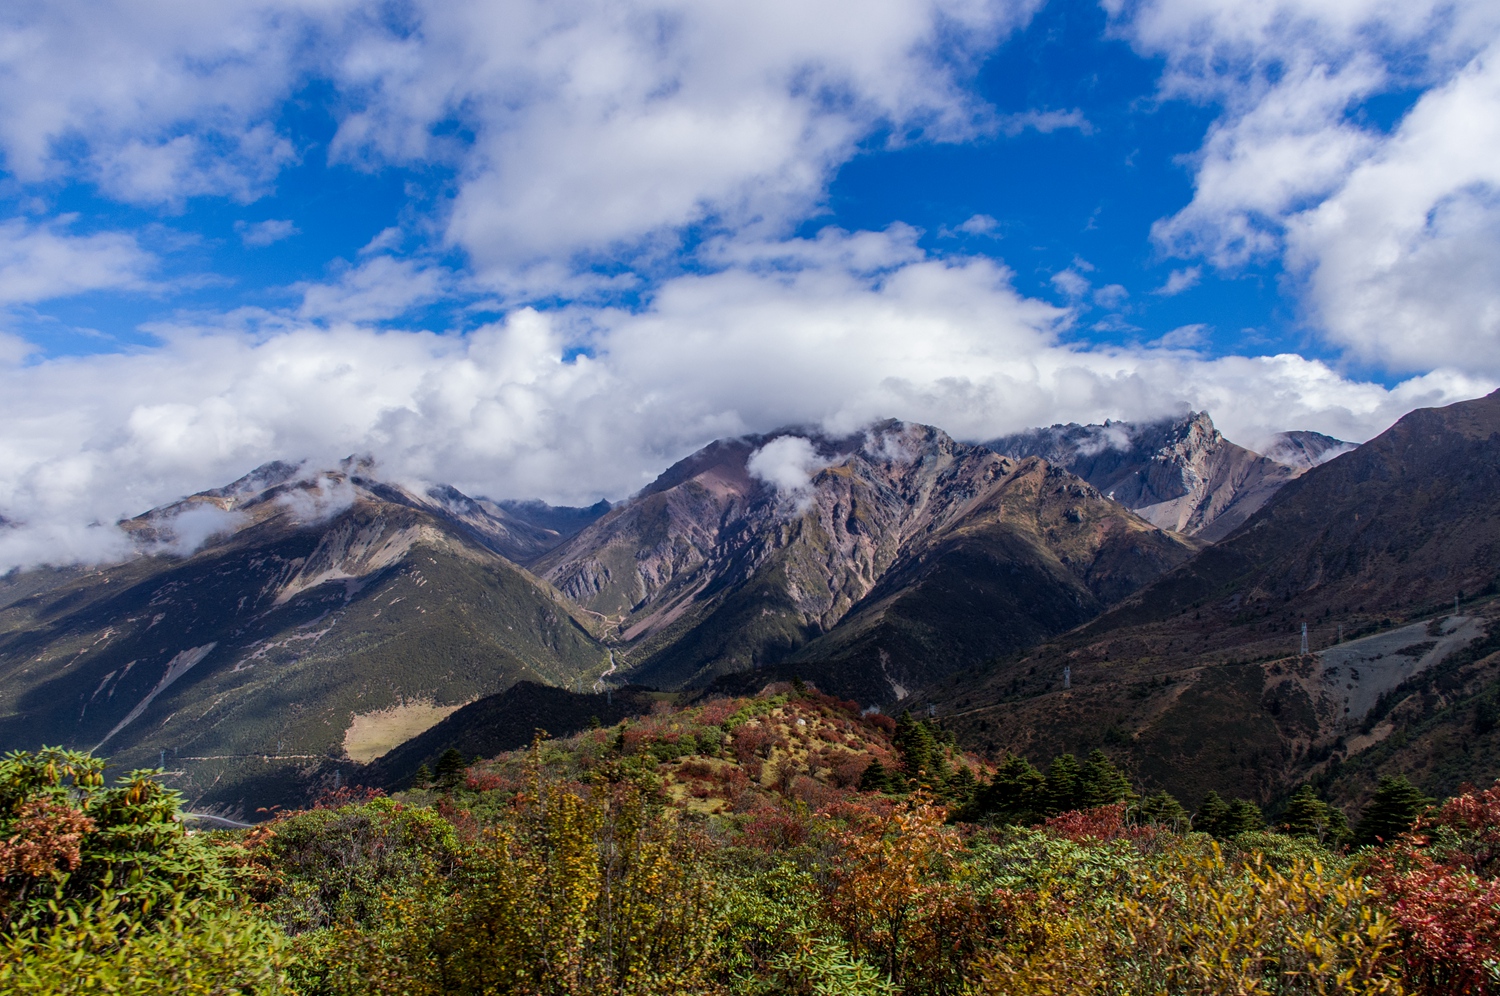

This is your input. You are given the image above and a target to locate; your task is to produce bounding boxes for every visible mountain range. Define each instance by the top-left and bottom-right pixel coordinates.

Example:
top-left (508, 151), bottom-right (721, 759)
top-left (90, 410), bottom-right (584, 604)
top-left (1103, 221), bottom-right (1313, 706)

top-left (6, 395), bottom-right (1496, 817)
top-left (932, 391), bottom-right (1500, 811)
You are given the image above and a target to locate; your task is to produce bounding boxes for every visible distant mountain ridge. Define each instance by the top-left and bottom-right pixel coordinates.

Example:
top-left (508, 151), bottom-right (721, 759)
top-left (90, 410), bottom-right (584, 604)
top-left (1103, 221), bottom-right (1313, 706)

top-left (0, 410), bottom-right (1373, 812)
top-left (538, 420), bottom-right (1196, 701)
top-left (0, 464), bottom-right (609, 810)
top-left (986, 413), bottom-right (1352, 541)
top-left (931, 390), bottom-right (1500, 812)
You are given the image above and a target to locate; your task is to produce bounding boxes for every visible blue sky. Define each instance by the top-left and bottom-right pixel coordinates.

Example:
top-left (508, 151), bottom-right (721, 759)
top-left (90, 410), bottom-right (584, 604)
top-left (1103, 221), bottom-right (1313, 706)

top-left (0, 0), bottom-right (1497, 567)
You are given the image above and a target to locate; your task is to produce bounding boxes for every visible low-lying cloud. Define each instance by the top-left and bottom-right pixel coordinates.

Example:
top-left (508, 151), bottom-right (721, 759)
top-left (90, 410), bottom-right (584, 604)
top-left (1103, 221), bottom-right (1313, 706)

top-left (0, 227), bottom-right (1490, 573)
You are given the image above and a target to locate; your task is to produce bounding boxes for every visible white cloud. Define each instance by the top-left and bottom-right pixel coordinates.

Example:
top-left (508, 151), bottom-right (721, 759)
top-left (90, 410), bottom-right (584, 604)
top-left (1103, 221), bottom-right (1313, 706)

top-left (1051, 268), bottom-right (1090, 299)
top-left (1286, 42), bottom-right (1500, 372)
top-left (0, 0), bottom-right (1044, 274)
top-left (1093, 283), bottom-right (1129, 309)
top-left (0, 228), bottom-right (1489, 572)
top-left (747, 436), bottom-right (835, 504)
top-left (296, 255), bottom-right (453, 324)
top-left (1116, 0), bottom-right (1500, 375)
top-left (1154, 266), bottom-right (1201, 295)
top-left (996, 108), bottom-right (1093, 136)
top-left (954, 214), bottom-right (1000, 236)
top-left (0, 217), bottom-right (157, 305)
top-left (1151, 323), bottom-right (1208, 349)
top-left (0, 2), bottom-right (329, 205)
top-left (236, 219), bottom-right (298, 247)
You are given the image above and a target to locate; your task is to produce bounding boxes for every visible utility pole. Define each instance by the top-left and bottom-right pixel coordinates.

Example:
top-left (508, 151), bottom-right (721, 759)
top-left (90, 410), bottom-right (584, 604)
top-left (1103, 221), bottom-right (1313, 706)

top-left (1300, 622), bottom-right (1309, 656)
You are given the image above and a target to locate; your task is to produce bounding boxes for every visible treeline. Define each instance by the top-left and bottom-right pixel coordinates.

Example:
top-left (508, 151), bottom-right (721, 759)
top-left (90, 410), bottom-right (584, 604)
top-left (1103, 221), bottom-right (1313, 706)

top-left (3, 691), bottom-right (1499, 995)
top-left (856, 711), bottom-right (1425, 852)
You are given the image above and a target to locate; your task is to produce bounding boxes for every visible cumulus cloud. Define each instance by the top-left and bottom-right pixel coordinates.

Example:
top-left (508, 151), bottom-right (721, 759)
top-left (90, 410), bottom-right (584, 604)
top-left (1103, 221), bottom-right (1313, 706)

top-left (953, 214), bottom-right (1000, 236)
top-left (747, 436), bottom-right (836, 504)
top-left (297, 255), bottom-right (454, 324)
top-left (0, 218), bottom-right (157, 305)
top-left (1115, 0), bottom-right (1500, 374)
top-left (0, 2), bottom-right (325, 205)
top-left (1154, 266), bottom-right (1201, 296)
top-left (236, 219), bottom-right (298, 247)
top-left (0, 0), bottom-right (1044, 276)
top-left (995, 108), bottom-right (1093, 136)
top-left (0, 227), bottom-right (1490, 572)
top-left (145, 503), bottom-right (249, 556)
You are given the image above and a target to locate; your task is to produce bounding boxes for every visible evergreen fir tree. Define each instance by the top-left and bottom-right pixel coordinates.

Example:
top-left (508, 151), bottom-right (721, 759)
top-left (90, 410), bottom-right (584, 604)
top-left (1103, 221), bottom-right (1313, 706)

top-left (1223, 798), bottom-right (1265, 836)
top-left (948, 764), bottom-right (977, 807)
top-left (1080, 749), bottom-right (1135, 807)
top-left (434, 748), bottom-right (468, 789)
top-left (1195, 791), bottom-right (1231, 836)
top-left (858, 758), bottom-right (893, 793)
top-left (964, 753), bottom-right (1045, 825)
top-left (893, 712), bottom-right (942, 785)
top-left (1136, 790), bottom-right (1189, 830)
top-left (411, 763), bottom-right (432, 789)
top-left (1354, 775), bottom-right (1433, 847)
top-left (1042, 753), bottom-right (1085, 815)
top-left (1279, 784), bottom-right (1352, 847)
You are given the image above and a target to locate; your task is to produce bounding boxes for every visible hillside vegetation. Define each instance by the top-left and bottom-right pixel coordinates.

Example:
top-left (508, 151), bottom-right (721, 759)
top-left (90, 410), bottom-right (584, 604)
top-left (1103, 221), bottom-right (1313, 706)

top-left (5, 685), bottom-right (1499, 994)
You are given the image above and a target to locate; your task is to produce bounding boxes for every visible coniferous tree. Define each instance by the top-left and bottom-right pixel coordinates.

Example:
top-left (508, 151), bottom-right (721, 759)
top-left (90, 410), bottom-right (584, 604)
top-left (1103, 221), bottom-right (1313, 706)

top-left (892, 712), bottom-right (945, 786)
top-left (1136, 790), bottom-right (1189, 830)
top-left (859, 758), bottom-right (894, 793)
top-left (948, 764), bottom-right (977, 807)
top-left (1223, 798), bottom-right (1265, 836)
top-left (434, 748), bottom-right (468, 789)
top-left (1080, 749), bottom-right (1135, 807)
top-left (411, 763), bottom-right (432, 789)
top-left (1354, 775), bottom-right (1433, 847)
top-left (1280, 784), bottom-right (1351, 847)
top-left (963, 753), bottom-right (1045, 825)
top-left (1043, 753), bottom-right (1085, 815)
top-left (1195, 791), bottom-right (1231, 836)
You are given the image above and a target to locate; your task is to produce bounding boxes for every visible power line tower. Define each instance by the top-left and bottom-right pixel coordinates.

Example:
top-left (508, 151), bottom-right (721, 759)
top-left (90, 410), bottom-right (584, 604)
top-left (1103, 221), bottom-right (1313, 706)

top-left (1300, 622), bottom-right (1309, 656)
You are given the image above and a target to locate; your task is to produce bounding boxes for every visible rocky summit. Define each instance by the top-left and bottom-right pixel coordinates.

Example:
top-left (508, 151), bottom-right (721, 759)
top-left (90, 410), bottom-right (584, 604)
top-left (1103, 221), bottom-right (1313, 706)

top-left (987, 412), bottom-right (1351, 541)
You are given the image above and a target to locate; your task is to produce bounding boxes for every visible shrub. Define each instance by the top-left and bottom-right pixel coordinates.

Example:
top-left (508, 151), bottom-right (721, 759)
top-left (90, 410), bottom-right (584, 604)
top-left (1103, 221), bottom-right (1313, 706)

top-left (0, 747), bottom-right (230, 934)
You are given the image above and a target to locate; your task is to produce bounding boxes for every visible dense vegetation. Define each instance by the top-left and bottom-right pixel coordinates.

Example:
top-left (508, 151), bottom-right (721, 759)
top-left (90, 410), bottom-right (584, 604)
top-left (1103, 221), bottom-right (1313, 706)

top-left (4, 686), bottom-right (1499, 994)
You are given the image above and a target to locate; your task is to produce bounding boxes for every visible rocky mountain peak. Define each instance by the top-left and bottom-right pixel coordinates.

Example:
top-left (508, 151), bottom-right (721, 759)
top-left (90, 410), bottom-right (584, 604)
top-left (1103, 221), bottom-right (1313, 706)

top-left (986, 411), bottom-right (1352, 542)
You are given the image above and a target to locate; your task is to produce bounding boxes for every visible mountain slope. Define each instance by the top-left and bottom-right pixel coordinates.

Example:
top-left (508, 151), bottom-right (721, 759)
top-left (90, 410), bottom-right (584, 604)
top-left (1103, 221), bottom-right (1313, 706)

top-left (537, 421), bottom-right (1195, 700)
top-left (930, 389), bottom-right (1500, 810)
top-left (986, 413), bottom-right (1351, 541)
top-left (0, 466), bottom-right (607, 810)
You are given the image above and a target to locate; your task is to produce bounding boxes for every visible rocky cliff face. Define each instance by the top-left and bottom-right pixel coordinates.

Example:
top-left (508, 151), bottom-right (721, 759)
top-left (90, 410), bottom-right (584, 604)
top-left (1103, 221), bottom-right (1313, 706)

top-left (985, 413), bottom-right (1351, 542)
top-left (537, 421), bottom-right (1196, 696)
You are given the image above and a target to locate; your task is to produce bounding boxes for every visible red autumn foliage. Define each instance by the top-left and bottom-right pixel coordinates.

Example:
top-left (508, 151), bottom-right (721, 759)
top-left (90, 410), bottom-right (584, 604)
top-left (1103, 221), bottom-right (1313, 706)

top-left (313, 784), bottom-right (386, 809)
top-left (1043, 803), bottom-right (1157, 844)
top-left (738, 806), bottom-right (814, 850)
top-left (1371, 780), bottom-right (1500, 995)
top-left (731, 723), bottom-right (771, 763)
